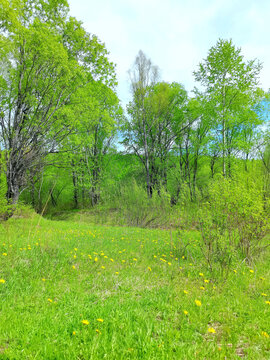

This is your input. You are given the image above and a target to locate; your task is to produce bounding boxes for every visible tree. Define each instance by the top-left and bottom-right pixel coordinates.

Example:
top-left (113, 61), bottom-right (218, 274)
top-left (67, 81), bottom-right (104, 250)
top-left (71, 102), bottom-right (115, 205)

top-left (124, 50), bottom-right (159, 197)
top-left (65, 81), bottom-right (122, 207)
top-left (194, 39), bottom-right (263, 177)
top-left (0, 0), bottom-right (115, 204)
top-left (123, 51), bottom-right (188, 197)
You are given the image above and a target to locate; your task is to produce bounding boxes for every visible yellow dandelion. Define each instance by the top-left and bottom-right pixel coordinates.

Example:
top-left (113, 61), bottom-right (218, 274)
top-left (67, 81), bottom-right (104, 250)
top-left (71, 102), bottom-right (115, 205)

top-left (265, 301), bottom-right (270, 305)
top-left (261, 331), bottom-right (269, 338)
top-left (96, 318), bottom-right (104, 322)
top-left (115, 272), bottom-right (119, 275)
top-left (88, 255), bottom-right (92, 259)
top-left (96, 329), bottom-right (101, 334)
top-left (2, 253), bottom-right (7, 256)
top-left (183, 290), bottom-right (188, 294)
top-left (73, 255), bottom-right (77, 259)
top-left (168, 262), bottom-right (172, 266)
top-left (133, 258), bottom-right (137, 261)
top-left (0, 279), bottom-right (6, 284)
top-left (182, 256), bottom-right (185, 259)
top-left (179, 266), bottom-right (183, 270)
top-left (82, 320), bottom-right (89, 325)
top-left (104, 256), bottom-right (108, 259)
top-left (42, 278), bottom-right (46, 282)
top-left (200, 286), bottom-right (205, 290)
top-left (148, 267), bottom-right (152, 271)
top-left (154, 255), bottom-right (157, 258)
top-left (261, 293), bottom-right (267, 297)
top-left (183, 310), bottom-right (188, 315)
top-left (48, 298), bottom-right (53, 303)
top-left (199, 273), bottom-right (204, 277)
top-left (110, 258), bottom-right (114, 262)
top-left (204, 279), bottom-right (209, 283)
top-left (208, 327), bottom-right (216, 334)
top-left (101, 266), bottom-right (105, 269)
top-left (260, 277), bottom-right (265, 280)
top-left (195, 299), bottom-right (202, 307)
top-left (122, 260), bottom-right (126, 263)
top-left (74, 248), bottom-right (78, 251)
top-left (72, 265), bottom-right (76, 270)
top-left (233, 269), bottom-right (237, 273)
top-left (249, 269), bottom-right (254, 273)
top-left (94, 257), bottom-right (98, 262)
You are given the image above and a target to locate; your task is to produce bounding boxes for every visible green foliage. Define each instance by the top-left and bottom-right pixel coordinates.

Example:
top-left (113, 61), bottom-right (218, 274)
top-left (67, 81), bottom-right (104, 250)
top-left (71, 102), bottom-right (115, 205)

top-left (199, 175), bottom-right (269, 270)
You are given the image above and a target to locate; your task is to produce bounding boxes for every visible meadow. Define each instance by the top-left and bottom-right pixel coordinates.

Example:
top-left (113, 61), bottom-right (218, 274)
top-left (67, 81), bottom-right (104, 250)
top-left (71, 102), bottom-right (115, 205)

top-left (0, 214), bottom-right (269, 359)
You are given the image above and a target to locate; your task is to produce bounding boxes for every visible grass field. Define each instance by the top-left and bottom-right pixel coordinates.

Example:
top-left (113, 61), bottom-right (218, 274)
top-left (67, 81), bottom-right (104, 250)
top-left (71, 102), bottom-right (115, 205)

top-left (0, 215), bottom-right (269, 359)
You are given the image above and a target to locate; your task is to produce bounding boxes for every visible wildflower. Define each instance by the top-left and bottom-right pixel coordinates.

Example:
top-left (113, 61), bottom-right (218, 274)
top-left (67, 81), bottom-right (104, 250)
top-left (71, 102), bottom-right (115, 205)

top-left (199, 273), bottom-right (204, 277)
top-left (168, 262), bottom-right (172, 266)
top-left (115, 272), bottom-right (119, 275)
top-left (183, 290), bottom-right (188, 294)
top-left (94, 257), bottom-right (98, 262)
top-left (208, 327), bottom-right (216, 334)
top-left (261, 293), bottom-right (267, 297)
top-left (189, 263), bottom-right (193, 266)
top-left (88, 255), bottom-right (92, 259)
top-left (73, 255), bottom-right (77, 259)
top-left (96, 318), bottom-right (104, 322)
top-left (195, 299), bottom-right (201, 307)
top-left (104, 256), bottom-right (108, 259)
top-left (179, 267), bottom-right (183, 270)
top-left (200, 286), bottom-right (205, 290)
top-left (74, 248), bottom-right (78, 251)
top-left (133, 258), bottom-right (137, 261)
top-left (233, 269), bottom-right (237, 273)
top-left (148, 267), bottom-right (152, 271)
top-left (42, 278), bottom-right (46, 282)
top-left (110, 258), bottom-right (114, 262)
top-left (204, 279), bottom-right (209, 283)
top-left (122, 260), bottom-right (126, 263)
top-left (101, 266), bottom-right (105, 269)
top-left (82, 320), bottom-right (89, 325)
top-left (261, 331), bottom-right (269, 338)
top-left (2, 253), bottom-right (7, 256)
top-left (249, 269), bottom-right (254, 274)
top-left (260, 277), bottom-right (265, 280)
top-left (0, 279), bottom-right (5, 284)
top-left (48, 298), bottom-right (53, 303)
top-left (182, 256), bottom-right (185, 259)
top-left (72, 331), bottom-right (76, 335)
top-left (183, 310), bottom-right (188, 315)
top-left (265, 301), bottom-right (270, 305)
top-left (96, 329), bottom-right (101, 334)
top-left (72, 265), bottom-right (76, 270)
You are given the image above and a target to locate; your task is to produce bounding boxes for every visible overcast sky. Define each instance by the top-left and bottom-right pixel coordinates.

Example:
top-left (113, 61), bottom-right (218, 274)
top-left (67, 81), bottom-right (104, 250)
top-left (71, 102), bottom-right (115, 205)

top-left (68, 0), bottom-right (270, 106)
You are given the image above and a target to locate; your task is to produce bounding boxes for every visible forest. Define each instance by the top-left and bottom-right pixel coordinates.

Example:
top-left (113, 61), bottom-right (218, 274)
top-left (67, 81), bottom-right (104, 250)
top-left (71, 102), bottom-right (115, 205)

top-left (0, 0), bottom-right (269, 359)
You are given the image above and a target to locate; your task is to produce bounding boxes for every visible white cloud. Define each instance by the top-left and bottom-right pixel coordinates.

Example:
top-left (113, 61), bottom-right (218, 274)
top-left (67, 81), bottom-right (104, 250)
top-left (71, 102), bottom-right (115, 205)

top-left (68, 0), bottom-right (270, 104)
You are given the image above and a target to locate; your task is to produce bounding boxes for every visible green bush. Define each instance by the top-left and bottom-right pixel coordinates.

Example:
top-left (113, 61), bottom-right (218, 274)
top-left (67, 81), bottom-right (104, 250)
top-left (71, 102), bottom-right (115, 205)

top-left (199, 175), bottom-right (269, 269)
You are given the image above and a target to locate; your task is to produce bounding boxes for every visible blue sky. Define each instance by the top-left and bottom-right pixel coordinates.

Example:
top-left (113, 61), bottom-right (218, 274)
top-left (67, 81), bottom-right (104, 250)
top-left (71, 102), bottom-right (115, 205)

top-left (68, 0), bottom-right (270, 106)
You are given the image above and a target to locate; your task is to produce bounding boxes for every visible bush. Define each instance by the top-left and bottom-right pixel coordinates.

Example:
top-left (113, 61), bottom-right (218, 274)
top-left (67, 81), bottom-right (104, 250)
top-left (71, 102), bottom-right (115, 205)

top-left (199, 175), bottom-right (269, 269)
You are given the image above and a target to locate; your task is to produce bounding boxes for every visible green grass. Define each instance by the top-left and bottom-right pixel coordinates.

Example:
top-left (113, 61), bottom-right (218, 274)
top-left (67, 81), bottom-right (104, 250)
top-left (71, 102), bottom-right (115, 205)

top-left (0, 215), bottom-right (269, 359)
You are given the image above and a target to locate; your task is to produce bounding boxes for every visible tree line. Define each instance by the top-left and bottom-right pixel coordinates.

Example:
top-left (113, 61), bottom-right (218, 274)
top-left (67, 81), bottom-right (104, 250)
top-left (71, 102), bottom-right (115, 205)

top-left (0, 0), bottom-right (269, 216)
